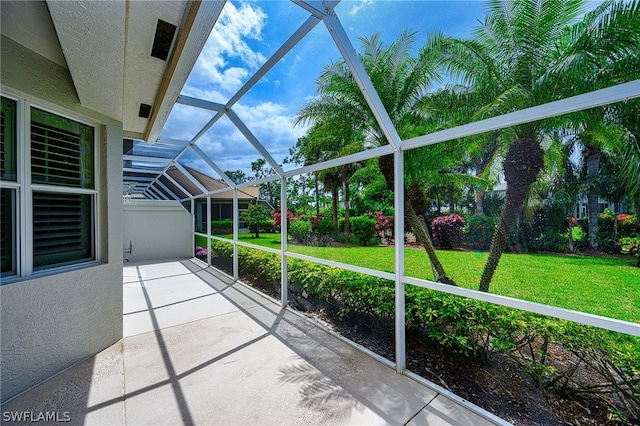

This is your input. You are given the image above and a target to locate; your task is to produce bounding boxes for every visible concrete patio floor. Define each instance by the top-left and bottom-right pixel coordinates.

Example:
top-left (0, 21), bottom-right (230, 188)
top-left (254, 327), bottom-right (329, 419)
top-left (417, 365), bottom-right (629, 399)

top-left (2, 259), bottom-right (507, 425)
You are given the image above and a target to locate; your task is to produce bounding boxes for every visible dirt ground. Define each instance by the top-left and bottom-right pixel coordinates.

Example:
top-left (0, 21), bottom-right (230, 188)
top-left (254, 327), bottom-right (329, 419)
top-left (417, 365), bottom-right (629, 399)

top-left (305, 308), bottom-right (631, 426)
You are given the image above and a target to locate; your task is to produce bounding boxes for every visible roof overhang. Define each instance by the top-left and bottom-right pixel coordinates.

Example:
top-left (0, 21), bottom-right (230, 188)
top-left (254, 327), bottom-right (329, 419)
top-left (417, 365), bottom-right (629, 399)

top-left (42, 0), bottom-right (224, 138)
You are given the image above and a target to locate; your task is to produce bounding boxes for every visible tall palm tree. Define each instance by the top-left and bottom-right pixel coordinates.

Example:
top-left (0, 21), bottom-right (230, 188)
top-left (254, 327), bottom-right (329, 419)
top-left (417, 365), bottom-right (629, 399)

top-left (296, 124), bottom-right (347, 230)
top-left (613, 99), bottom-right (640, 222)
top-left (296, 30), bottom-right (464, 284)
top-left (441, 0), bottom-right (640, 291)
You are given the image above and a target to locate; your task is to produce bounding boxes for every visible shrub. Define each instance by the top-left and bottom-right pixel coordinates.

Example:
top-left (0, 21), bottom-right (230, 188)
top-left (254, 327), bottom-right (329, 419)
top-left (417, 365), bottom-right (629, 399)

top-left (211, 218), bottom-right (233, 234)
top-left (617, 213), bottom-right (633, 222)
top-left (312, 214), bottom-right (334, 236)
top-left (350, 216), bottom-right (376, 245)
top-left (273, 209), bottom-right (296, 232)
top-left (619, 219), bottom-right (640, 239)
top-left (289, 219), bottom-right (313, 244)
top-left (464, 215), bottom-right (496, 250)
top-left (195, 245), bottom-right (208, 259)
top-left (333, 232), bottom-right (359, 245)
top-left (620, 237), bottom-right (640, 267)
top-left (240, 204), bottom-right (273, 238)
top-left (213, 238), bottom-right (639, 419)
top-left (374, 211), bottom-right (394, 244)
top-left (432, 214), bottom-right (466, 248)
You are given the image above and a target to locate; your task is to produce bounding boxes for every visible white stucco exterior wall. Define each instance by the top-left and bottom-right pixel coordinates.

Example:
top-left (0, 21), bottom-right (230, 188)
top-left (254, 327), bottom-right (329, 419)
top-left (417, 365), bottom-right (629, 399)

top-left (123, 200), bottom-right (193, 262)
top-left (1, 36), bottom-right (123, 402)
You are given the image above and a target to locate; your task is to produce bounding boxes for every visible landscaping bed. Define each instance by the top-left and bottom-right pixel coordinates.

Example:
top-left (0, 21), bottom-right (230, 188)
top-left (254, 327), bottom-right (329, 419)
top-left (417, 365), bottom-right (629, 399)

top-left (200, 238), bottom-right (640, 425)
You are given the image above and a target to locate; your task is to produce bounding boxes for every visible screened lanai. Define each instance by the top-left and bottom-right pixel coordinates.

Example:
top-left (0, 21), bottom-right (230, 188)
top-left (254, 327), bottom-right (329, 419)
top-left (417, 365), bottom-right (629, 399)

top-left (122, 0), bottom-right (640, 422)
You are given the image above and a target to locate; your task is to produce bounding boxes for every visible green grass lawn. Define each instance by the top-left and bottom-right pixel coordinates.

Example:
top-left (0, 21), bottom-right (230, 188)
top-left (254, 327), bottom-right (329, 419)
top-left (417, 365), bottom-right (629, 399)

top-left (209, 233), bottom-right (640, 323)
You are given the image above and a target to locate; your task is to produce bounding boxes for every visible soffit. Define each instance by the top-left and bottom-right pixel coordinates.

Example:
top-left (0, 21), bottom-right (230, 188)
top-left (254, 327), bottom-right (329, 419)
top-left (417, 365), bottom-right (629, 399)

top-left (0, 1), bottom-right (68, 69)
top-left (47, 0), bottom-right (126, 121)
top-left (122, 1), bottom-right (188, 137)
top-left (43, 0), bottom-right (218, 134)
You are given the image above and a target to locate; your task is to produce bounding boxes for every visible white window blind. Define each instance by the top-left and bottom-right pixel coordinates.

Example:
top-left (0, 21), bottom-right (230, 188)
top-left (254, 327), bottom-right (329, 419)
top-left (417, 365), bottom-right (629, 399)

top-left (32, 192), bottom-right (93, 268)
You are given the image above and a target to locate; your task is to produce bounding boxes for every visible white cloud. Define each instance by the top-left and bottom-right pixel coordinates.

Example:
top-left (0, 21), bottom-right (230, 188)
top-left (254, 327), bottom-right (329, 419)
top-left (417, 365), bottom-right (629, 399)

top-left (163, 93), bottom-right (309, 176)
top-left (163, 1), bottom-right (317, 175)
top-left (180, 86), bottom-right (227, 104)
top-left (187, 1), bottom-right (267, 94)
top-left (160, 104), bottom-right (217, 141)
top-left (348, 0), bottom-right (374, 16)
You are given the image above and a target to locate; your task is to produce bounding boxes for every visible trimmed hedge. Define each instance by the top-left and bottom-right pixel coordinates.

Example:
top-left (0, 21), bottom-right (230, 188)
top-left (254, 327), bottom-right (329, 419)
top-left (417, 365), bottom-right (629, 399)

top-left (209, 239), bottom-right (640, 419)
top-left (289, 219), bottom-right (313, 244)
top-left (211, 219), bottom-right (233, 234)
top-left (350, 216), bottom-right (376, 245)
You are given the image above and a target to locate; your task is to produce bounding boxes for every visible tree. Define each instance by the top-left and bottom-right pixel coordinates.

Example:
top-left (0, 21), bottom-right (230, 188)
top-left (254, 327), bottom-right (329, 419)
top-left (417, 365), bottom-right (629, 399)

top-left (613, 99), bottom-right (640, 221)
top-left (297, 30), bottom-right (464, 285)
top-left (295, 121), bottom-right (363, 233)
top-left (223, 170), bottom-right (249, 185)
top-left (240, 204), bottom-right (272, 238)
top-left (251, 158), bottom-right (280, 208)
top-left (441, 0), bottom-right (640, 291)
top-left (349, 160), bottom-right (394, 216)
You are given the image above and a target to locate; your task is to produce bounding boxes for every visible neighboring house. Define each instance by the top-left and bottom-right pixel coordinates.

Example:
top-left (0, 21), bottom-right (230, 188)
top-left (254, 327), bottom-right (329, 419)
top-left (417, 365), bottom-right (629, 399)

top-left (165, 166), bottom-right (260, 232)
top-left (0, 0), bottom-right (223, 402)
top-left (574, 195), bottom-right (628, 219)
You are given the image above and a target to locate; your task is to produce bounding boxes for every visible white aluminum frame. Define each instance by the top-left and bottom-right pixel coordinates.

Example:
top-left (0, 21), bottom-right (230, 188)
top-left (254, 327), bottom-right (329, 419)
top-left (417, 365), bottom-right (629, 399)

top-left (167, 0), bottom-right (640, 400)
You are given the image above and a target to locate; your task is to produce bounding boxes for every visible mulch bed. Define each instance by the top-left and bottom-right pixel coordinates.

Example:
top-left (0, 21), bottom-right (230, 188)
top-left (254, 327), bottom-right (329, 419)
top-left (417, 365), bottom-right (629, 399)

top-left (204, 252), bottom-right (635, 425)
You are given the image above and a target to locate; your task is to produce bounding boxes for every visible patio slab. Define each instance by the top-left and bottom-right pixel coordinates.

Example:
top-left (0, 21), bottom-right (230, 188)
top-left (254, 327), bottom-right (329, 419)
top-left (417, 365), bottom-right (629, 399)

top-left (1, 259), bottom-right (505, 425)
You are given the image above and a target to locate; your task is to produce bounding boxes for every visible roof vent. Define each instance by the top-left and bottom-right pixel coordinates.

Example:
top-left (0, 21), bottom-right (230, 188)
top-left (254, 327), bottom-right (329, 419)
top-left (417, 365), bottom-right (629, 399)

top-left (138, 103), bottom-right (152, 118)
top-left (151, 19), bottom-right (177, 61)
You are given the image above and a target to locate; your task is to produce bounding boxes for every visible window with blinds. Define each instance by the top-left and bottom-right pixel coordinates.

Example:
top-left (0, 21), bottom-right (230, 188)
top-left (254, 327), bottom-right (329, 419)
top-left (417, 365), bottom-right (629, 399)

top-left (1, 97), bottom-right (17, 181)
top-left (1, 189), bottom-right (15, 275)
top-left (0, 97), bottom-right (96, 277)
top-left (1, 97), bottom-right (17, 275)
top-left (30, 108), bottom-right (95, 269)
top-left (33, 192), bottom-right (93, 268)
top-left (31, 108), bottom-right (94, 189)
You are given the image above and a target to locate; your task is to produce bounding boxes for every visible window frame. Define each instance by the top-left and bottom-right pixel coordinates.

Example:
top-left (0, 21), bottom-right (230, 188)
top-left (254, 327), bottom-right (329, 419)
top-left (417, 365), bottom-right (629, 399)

top-left (0, 92), bottom-right (100, 281)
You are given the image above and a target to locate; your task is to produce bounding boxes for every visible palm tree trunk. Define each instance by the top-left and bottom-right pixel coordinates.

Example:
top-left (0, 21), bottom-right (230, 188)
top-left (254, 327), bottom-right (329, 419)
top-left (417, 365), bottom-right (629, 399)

top-left (567, 216), bottom-right (575, 253)
top-left (314, 172), bottom-right (320, 217)
top-left (405, 195), bottom-right (456, 285)
top-left (378, 155), bottom-right (455, 285)
top-left (343, 166), bottom-right (350, 234)
top-left (448, 185), bottom-right (455, 213)
top-left (331, 185), bottom-right (338, 232)
top-left (586, 147), bottom-right (601, 249)
top-left (475, 188), bottom-right (485, 215)
top-left (479, 138), bottom-right (544, 292)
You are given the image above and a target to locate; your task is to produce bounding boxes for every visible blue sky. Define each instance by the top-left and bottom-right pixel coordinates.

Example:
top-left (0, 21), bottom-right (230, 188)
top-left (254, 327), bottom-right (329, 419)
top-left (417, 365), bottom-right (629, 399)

top-left (158, 0), bottom-right (595, 178)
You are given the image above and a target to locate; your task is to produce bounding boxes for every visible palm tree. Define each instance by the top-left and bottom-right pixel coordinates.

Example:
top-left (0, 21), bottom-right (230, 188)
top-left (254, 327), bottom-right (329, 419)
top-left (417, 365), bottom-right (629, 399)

top-left (296, 121), bottom-right (363, 232)
top-left (441, 0), bottom-right (640, 291)
top-left (296, 30), bottom-right (464, 284)
top-left (613, 99), bottom-right (640, 222)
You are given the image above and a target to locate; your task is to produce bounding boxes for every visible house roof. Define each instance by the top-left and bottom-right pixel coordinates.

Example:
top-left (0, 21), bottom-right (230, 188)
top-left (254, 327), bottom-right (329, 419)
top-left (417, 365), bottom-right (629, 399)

top-left (149, 165), bottom-right (259, 201)
top-left (184, 167), bottom-right (260, 200)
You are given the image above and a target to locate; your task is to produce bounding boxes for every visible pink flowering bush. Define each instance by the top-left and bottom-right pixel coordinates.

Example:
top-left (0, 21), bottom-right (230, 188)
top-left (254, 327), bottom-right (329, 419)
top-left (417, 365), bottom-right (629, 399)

top-left (273, 209), bottom-right (296, 232)
top-left (195, 246), bottom-right (208, 259)
top-left (431, 214), bottom-right (466, 249)
top-left (374, 211), bottom-right (394, 244)
top-left (617, 213), bottom-right (633, 222)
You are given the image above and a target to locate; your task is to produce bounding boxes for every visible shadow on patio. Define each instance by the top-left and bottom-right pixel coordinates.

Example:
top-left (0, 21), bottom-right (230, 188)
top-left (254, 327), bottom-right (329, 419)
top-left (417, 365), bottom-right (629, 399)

top-left (1, 259), bottom-right (504, 425)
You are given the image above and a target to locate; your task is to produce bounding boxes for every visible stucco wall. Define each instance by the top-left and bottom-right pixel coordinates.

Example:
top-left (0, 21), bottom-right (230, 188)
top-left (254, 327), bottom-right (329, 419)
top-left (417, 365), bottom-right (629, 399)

top-left (123, 200), bottom-right (193, 262)
top-left (1, 36), bottom-right (123, 402)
